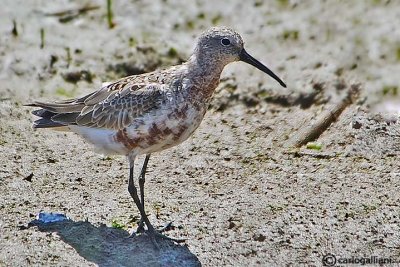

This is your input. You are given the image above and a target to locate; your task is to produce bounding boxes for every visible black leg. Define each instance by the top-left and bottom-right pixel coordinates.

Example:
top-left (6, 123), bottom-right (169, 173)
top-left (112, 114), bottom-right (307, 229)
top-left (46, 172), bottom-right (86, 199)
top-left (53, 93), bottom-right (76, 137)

top-left (139, 155), bottom-right (150, 212)
top-left (137, 154), bottom-right (151, 233)
top-left (127, 159), bottom-right (155, 233)
top-left (127, 156), bottom-right (185, 245)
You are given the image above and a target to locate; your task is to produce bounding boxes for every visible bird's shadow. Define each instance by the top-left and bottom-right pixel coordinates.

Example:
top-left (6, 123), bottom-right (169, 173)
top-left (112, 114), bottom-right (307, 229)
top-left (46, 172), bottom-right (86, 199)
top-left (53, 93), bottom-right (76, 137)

top-left (27, 219), bottom-right (201, 267)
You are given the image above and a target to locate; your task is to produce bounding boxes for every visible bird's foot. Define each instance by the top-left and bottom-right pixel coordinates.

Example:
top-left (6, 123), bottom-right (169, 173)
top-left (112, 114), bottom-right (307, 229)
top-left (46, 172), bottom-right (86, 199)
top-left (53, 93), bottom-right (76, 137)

top-left (146, 227), bottom-right (186, 246)
top-left (136, 219), bottom-right (145, 234)
top-left (136, 220), bottom-right (174, 234)
top-left (158, 221), bottom-right (174, 233)
top-left (129, 220), bottom-right (184, 245)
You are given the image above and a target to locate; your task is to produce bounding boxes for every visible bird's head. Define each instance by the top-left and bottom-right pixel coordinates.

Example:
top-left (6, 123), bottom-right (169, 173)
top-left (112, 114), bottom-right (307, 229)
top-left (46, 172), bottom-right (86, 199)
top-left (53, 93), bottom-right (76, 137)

top-left (194, 26), bottom-right (286, 88)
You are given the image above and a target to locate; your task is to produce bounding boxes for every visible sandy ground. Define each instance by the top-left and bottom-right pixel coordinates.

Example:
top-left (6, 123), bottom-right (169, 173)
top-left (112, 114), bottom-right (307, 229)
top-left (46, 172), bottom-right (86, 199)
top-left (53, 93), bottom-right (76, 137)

top-left (1, 0), bottom-right (400, 266)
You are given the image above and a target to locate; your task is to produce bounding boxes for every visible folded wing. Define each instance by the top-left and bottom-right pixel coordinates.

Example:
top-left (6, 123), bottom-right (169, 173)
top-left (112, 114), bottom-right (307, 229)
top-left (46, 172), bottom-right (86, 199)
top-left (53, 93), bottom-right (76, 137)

top-left (29, 80), bottom-right (165, 130)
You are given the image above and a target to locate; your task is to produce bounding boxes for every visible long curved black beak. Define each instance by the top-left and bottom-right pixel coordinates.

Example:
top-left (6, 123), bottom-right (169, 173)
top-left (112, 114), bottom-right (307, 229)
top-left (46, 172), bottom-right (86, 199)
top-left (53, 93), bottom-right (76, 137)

top-left (239, 49), bottom-right (286, 88)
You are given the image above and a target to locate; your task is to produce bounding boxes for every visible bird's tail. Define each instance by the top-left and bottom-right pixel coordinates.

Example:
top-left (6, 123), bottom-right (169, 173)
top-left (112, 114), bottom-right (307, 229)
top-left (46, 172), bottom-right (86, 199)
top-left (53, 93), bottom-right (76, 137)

top-left (25, 103), bottom-right (69, 130)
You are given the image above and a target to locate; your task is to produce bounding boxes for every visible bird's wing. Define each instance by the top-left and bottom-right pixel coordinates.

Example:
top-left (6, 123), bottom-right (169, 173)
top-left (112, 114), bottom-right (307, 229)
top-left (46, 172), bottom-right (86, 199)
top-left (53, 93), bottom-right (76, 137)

top-left (31, 75), bottom-right (168, 130)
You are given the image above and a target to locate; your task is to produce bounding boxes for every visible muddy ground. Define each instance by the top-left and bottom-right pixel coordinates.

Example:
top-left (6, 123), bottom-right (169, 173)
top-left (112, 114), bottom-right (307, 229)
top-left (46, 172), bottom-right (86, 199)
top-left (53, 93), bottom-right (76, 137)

top-left (1, 0), bottom-right (400, 266)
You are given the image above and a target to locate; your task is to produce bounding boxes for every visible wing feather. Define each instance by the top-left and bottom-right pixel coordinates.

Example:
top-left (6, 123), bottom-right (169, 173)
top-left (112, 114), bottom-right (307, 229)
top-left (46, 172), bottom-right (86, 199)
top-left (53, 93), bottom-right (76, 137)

top-left (29, 67), bottom-right (183, 130)
top-left (49, 83), bottom-right (164, 129)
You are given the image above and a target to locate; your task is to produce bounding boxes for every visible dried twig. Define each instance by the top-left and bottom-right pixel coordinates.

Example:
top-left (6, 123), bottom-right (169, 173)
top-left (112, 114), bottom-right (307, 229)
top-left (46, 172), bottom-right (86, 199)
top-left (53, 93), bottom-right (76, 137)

top-left (44, 5), bottom-right (100, 23)
top-left (287, 151), bottom-right (338, 159)
top-left (286, 83), bottom-right (360, 148)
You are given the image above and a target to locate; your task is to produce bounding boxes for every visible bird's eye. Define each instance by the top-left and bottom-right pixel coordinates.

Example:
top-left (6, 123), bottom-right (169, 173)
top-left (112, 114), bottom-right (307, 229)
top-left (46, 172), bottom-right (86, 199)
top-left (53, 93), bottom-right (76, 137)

top-left (221, 38), bottom-right (231, 46)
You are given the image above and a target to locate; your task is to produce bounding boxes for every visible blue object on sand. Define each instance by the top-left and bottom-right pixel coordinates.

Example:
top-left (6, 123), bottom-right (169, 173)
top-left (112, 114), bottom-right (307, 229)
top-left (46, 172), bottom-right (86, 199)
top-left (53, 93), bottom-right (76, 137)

top-left (36, 212), bottom-right (70, 223)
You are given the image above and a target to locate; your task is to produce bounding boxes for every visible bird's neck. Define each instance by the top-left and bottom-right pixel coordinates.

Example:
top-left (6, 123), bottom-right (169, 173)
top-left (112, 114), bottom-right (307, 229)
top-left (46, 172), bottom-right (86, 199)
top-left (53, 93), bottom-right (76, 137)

top-left (186, 53), bottom-right (224, 99)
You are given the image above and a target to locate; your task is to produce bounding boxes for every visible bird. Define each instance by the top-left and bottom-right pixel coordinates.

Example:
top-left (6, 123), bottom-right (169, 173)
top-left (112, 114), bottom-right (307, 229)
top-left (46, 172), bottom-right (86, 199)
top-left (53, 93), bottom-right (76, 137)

top-left (27, 26), bottom-right (286, 243)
